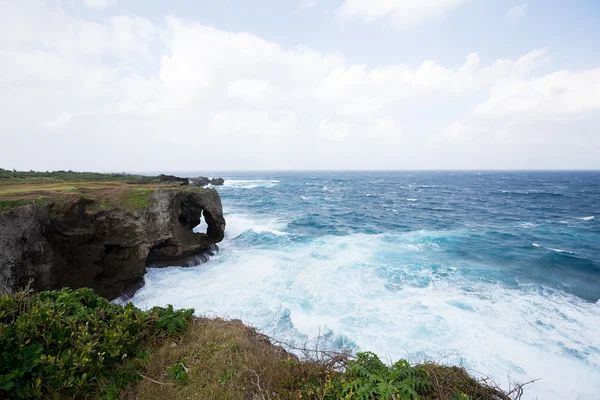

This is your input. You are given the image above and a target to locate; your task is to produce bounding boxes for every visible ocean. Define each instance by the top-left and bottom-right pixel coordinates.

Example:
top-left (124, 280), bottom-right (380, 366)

top-left (127, 171), bottom-right (600, 399)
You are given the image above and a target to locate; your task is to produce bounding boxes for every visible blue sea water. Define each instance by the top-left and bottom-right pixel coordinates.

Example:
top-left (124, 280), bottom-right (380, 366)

top-left (129, 171), bottom-right (600, 399)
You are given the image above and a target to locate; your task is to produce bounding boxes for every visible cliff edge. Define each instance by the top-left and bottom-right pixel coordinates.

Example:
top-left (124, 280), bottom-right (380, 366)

top-left (0, 184), bottom-right (225, 299)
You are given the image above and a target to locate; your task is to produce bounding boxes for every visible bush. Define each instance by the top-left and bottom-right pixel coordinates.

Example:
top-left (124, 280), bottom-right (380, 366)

top-left (327, 351), bottom-right (434, 400)
top-left (0, 288), bottom-right (194, 399)
top-left (129, 189), bottom-right (152, 210)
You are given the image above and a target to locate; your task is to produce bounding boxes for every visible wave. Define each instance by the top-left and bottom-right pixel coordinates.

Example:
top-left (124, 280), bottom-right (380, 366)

top-left (532, 242), bottom-right (575, 254)
top-left (407, 198), bottom-right (418, 202)
top-left (224, 213), bottom-right (289, 239)
top-left (223, 179), bottom-right (280, 189)
top-left (499, 190), bottom-right (566, 197)
top-left (578, 216), bottom-right (595, 221)
top-left (548, 247), bottom-right (575, 254)
top-left (518, 222), bottom-right (537, 229)
top-left (130, 228), bottom-right (600, 400)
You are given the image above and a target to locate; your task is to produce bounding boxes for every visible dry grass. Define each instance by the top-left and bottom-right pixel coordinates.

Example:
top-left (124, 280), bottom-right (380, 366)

top-left (422, 364), bottom-right (513, 400)
top-left (0, 181), bottom-right (207, 213)
top-left (0, 182), bottom-right (123, 194)
top-left (121, 318), bottom-right (333, 400)
top-left (121, 318), bottom-right (528, 400)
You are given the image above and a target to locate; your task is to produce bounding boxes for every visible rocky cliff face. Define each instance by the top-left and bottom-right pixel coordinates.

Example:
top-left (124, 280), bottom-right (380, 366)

top-left (0, 188), bottom-right (225, 300)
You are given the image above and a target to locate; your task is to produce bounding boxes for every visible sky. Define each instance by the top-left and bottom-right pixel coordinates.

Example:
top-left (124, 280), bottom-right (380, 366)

top-left (1, 0), bottom-right (599, 171)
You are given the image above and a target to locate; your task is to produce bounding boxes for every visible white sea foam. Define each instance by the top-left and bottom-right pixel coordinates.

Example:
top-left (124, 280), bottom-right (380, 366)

top-left (548, 248), bottom-right (574, 254)
top-left (407, 198), bottom-right (418, 202)
top-left (532, 242), bottom-right (574, 254)
top-left (579, 216), bottom-right (596, 221)
top-left (192, 212), bottom-right (208, 234)
top-left (223, 179), bottom-right (280, 189)
top-left (518, 222), bottom-right (536, 229)
top-left (224, 213), bottom-right (289, 239)
top-left (130, 226), bottom-right (600, 400)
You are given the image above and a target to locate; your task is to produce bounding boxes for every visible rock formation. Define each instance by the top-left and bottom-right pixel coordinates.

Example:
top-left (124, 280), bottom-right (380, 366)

top-left (189, 177), bottom-right (225, 186)
top-left (0, 188), bottom-right (225, 300)
top-left (138, 174), bottom-right (189, 185)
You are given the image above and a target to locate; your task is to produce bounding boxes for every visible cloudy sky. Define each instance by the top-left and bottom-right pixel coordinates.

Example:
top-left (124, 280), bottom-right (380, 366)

top-left (1, 0), bottom-right (599, 171)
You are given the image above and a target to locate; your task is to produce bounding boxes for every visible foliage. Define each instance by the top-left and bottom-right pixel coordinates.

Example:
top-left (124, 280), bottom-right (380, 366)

top-left (0, 169), bottom-right (146, 185)
top-left (0, 198), bottom-right (51, 212)
top-left (129, 189), bottom-right (153, 210)
top-left (452, 392), bottom-right (470, 400)
top-left (0, 288), bottom-right (194, 399)
top-left (167, 362), bottom-right (189, 384)
top-left (327, 352), bottom-right (433, 400)
top-left (148, 304), bottom-right (195, 337)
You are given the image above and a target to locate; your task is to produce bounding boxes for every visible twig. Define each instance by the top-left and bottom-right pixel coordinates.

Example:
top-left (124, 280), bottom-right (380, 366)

top-left (131, 366), bottom-right (175, 386)
top-left (245, 367), bottom-right (266, 400)
top-left (137, 372), bottom-right (175, 386)
top-left (507, 379), bottom-right (540, 400)
top-left (427, 365), bottom-right (443, 400)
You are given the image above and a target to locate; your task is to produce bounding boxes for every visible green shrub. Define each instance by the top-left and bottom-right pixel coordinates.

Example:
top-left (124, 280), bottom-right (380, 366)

top-left (148, 304), bottom-right (195, 337)
top-left (0, 288), bottom-right (194, 399)
top-left (0, 198), bottom-right (50, 213)
top-left (329, 352), bottom-right (434, 400)
top-left (129, 189), bottom-right (152, 210)
top-left (167, 362), bottom-right (189, 384)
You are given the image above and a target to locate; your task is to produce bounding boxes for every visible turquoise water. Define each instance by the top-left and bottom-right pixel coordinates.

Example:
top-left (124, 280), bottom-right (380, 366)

top-left (129, 172), bottom-right (600, 399)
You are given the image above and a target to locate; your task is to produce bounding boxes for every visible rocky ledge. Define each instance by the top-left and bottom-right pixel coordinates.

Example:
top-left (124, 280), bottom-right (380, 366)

top-left (0, 187), bottom-right (225, 300)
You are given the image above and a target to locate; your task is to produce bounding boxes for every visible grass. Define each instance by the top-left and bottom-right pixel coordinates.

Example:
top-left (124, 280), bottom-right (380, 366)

top-left (0, 169), bottom-right (215, 212)
top-left (0, 182), bottom-right (207, 213)
top-left (0, 169), bottom-right (146, 186)
top-left (121, 318), bottom-right (334, 400)
top-left (0, 198), bottom-right (53, 212)
top-left (122, 318), bottom-right (529, 400)
top-left (129, 189), bottom-right (153, 210)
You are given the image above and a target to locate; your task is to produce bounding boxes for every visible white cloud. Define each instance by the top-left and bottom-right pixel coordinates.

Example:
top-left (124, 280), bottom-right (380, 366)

top-left (438, 67), bottom-right (600, 168)
top-left (337, 0), bottom-right (471, 30)
top-left (472, 69), bottom-right (600, 119)
top-left (0, 0), bottom-right (599, 171)
top-left (80, 0), bottom-right (117, 10)
top-left (47, 113), bottom-right (72, 131)
top-left (300, 0), bottom-right (318, 9)
top-left (506, 4), bottom-right (527, 21)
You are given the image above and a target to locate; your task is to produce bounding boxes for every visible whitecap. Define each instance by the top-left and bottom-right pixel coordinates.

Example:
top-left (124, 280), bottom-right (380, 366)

top-left (519, 222), bottom-right (536, 229)
top-left (578, 216), bottom-right (595, 221)
top-left (223, 179), bottom-right (280, 189)
top-left (532, 243), bottom-right (573, 254)
top-left (407, 198), bottom-right (418, 202)
top-left (224, 213), bottom-right (288, 239)
top-left (548, 248), bottom-right (574, 254)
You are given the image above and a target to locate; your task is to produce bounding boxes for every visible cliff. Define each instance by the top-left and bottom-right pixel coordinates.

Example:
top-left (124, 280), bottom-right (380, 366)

top-left (0, 185), bottom-right (225, 299)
